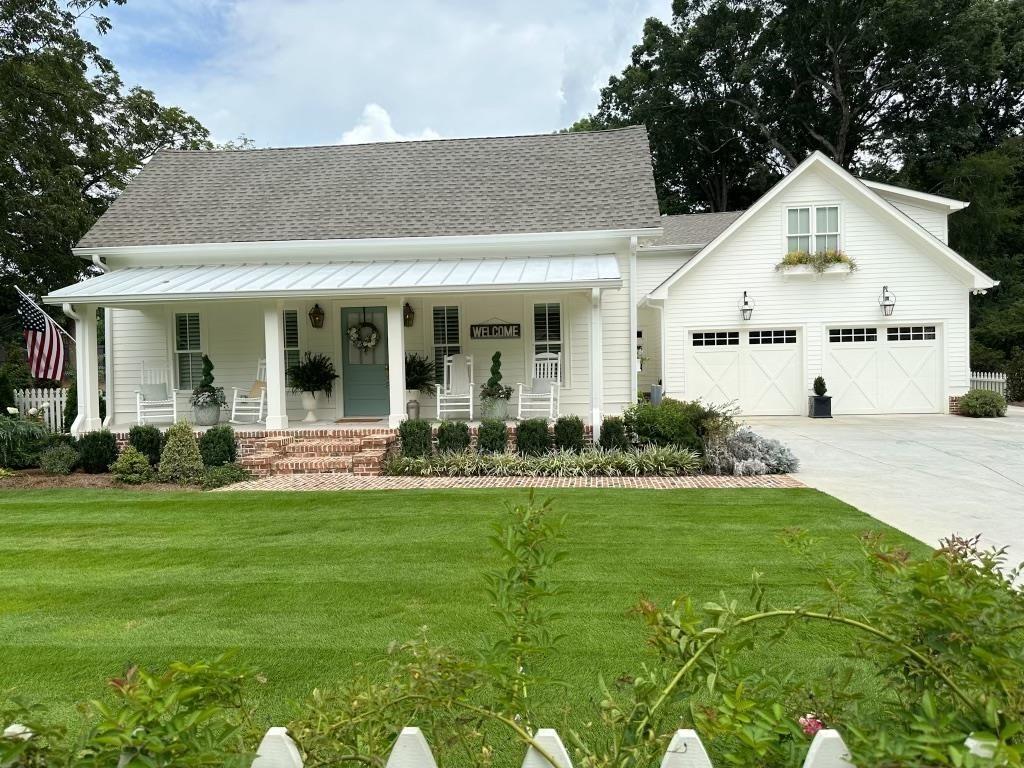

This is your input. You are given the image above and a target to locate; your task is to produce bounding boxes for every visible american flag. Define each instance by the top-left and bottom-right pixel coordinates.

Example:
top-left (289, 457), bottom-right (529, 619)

top-left (17, 289), bottom-right (66, 381)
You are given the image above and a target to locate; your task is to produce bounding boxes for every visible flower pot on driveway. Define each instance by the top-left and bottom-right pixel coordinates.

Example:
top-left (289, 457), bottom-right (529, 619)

top-left (301, 392), bottom-right (318, 422)
top-left (808, 395), bottom-right (832, 418)
top-left (192, 404), bottom-right (221, 426)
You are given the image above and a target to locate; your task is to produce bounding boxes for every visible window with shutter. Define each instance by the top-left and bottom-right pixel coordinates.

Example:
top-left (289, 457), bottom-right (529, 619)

top-left (174, 313), bottom-right (203, 389)
top-left (533, 303), bottom-right (562, 357)
top-left (283, 310), bottom-right (300, 370)
top-left (432, 305), bottom-right (461, 372)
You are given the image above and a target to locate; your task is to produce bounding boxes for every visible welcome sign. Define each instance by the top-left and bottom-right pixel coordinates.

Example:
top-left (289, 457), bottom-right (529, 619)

top-left (470, 323), bottom-right (521, 340)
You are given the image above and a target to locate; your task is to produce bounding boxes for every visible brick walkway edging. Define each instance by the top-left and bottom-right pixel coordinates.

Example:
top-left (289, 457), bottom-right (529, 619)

top-left (214, 474), bottom-right (804, 492)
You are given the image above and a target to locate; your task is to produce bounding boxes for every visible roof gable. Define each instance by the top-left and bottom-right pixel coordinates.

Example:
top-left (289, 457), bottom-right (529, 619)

top-left (78, 127), bottom-right (662, 250)
top-left (648, 152), bottom-right (996, 298)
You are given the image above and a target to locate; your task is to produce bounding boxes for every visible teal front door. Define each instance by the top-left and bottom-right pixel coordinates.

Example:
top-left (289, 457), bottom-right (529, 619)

top-left (342, 306), bottom-right (390, 417)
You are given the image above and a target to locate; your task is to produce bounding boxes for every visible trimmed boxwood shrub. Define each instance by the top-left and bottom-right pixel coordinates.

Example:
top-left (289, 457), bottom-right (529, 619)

top-left (958, 388), bottom-right (1007, 418)
top-left (599, 416), bottom-right (630, 451)
top-left (158, 422), bottom-right (205, 485)
top-left (623, 398), bottom-right (703, 453)
top-left (199, 425), bottom-right (237, 467)
top-left (111, 446), bottom-right (154, 484)
top-left (478, 419), bottom-right (508, 453)
top-left (399, 419), bottom-right (433, 458)
top-left (39, 443), bottom-right (78, 475)
top-left (202, 463), bottom-right (252, 490)
top-left (516, 418), bottom-right (551, 456)
top-left (553, 415), bottom-right (585, 453)
top-left (77, 429), bottom-right (117, 473)
top-left (437, 420), bottom-right (471, 453)
top-left (128, 424), bottom-right (163, 466)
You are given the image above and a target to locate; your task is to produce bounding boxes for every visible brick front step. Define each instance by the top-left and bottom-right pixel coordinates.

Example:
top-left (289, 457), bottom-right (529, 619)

top-left (235, 428), bottom-right (398, 477)
top-left (283, 439), bottom-right (362, 457)
top-left (270, 456), bottom-right (355, 474)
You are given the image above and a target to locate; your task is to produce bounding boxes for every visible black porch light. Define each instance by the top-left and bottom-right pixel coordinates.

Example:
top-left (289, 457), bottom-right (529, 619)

top-left (403, 302), bottom-right (415, 327)
top-left (740, 291), bottom-right (755, 320)
top-left (308, 303), bottom-right (325, 329)
top-left (879, 286), bottom-right (896, 317)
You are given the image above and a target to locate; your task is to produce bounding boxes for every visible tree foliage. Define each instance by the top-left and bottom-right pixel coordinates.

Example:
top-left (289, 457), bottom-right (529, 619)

top-left (0, 0), bottom-right (210, 335)
top-left (575, 0), bottom-right (1024, 365)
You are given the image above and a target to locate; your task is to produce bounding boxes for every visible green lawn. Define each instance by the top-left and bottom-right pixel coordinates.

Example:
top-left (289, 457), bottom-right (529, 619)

top-left (0, 488), bottom-right (926, 732)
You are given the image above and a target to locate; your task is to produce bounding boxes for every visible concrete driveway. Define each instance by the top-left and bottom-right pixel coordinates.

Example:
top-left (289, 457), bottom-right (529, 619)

top-left (746, 408), bottom-right (1024, 563)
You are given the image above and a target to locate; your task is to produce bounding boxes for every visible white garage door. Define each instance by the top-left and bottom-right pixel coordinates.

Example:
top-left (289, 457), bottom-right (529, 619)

top-left (685, 328), bottom-right (804, 415)
top-left (824, 325), bottom-right (942, 414)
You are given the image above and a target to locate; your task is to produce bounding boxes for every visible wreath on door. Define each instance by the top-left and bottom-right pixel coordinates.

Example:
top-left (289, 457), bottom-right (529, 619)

top-left (347, 322), bottom-right (380, 351)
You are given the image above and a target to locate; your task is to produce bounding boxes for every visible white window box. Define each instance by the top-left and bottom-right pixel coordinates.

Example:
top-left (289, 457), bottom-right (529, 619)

top-left (777, 263), bottom-right (854, 277)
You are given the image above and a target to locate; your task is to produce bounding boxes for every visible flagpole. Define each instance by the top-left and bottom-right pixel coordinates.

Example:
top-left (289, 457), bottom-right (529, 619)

top-left (14, 286), bottom-right (77, 344)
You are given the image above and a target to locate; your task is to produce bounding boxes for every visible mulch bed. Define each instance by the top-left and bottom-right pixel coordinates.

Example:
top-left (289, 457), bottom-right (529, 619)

top-left (0, 469), bottom-right (193, 492)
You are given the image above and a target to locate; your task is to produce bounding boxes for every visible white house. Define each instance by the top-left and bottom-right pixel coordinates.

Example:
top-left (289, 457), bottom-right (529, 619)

top-left (45, 128), bottom-right (997, 435)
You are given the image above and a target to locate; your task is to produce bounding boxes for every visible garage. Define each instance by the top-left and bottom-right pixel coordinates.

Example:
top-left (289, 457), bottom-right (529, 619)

top-left (685, 327), bottom-right (804, 415)
top-left (823, 325), bottom-right (943, 414)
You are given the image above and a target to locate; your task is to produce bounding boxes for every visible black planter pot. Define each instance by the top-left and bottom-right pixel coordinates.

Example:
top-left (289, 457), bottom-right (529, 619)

top-left (808, 395), bottom-right (832, 418)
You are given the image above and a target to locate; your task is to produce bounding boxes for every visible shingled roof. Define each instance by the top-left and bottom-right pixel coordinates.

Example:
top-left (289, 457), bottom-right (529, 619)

top-left (77, 126), bottom-right (662, 249)
top-left (641, 212), bottom-right (745, 248)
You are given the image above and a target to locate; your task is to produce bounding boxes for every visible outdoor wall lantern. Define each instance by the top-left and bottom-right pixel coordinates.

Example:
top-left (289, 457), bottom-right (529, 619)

top-left (740, 291), bottom-right (755, 320)
top-left (403, 302), bottom-right (415, 327)
top-left (308, 303), bottom-right (325, 329)
top-left (879, 286), bottom-right (896, 316)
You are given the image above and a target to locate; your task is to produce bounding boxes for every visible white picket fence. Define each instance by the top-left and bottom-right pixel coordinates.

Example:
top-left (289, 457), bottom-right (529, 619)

top-left (970, 370), bottom-right (1007, 396)
top-left (13, 387), bottom-right (67, 433)
top-left (250, 725), bottom-right (858, 768)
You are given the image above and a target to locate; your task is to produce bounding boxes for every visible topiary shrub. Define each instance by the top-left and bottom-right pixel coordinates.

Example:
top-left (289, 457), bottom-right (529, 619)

top-left (199, 425), bottom-right (237, 467)
top-left (437, 420), bottom-right (471, 453)
top-left (958, 388), bottom-right (1007, 418)
top-left (399, 419), bottom-right (433, 458)
top-left (158, 422), bottom-right (205, 484)
top-left (128, 424), bottom-right (163, 467)
top-left (201, 463), bottom-right (252, 490)
top-left (623, 398), bottom-right (703, 452)
top-left (477, 419), bottom-right (508, 453)
top-left (38, 443), bottom-right (78, 475)
top-left (111, 446), bottom-right (154, 484)
top-left (516, 418), bottom-right (551, 456)
top-left (553, 415), bottom-right (585, 453)
top-left (77, 429), bottom-right (117, 473)
top-left (1007, 350), bottom-right (1024, 403)
top-left (813, 376), bottom-right (827, 396)
top-left (599, 416), bottom-right (630, 451)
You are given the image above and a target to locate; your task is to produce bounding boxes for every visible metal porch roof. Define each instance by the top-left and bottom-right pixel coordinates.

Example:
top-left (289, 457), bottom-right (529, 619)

top-left (45, 255), bottom-right (622, 304)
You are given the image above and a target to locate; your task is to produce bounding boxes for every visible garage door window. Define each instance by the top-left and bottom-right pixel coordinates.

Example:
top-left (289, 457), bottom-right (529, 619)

top-left (829, 328), bottom-right (877, 343)
top-left (749, 329), bottom-right (797, 345)
top-left (887, 326), bottom-right (936, 341)
top-left (692, 331), bottom-right (739, 346)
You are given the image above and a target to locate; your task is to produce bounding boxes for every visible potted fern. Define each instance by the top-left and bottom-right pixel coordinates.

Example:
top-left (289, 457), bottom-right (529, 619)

top-left (190, 354), bottom-right (225, 426)
top-left (480, 351), bottom-right (513, 420)
top-left (287, 352), bottom-right (339, 422)
top-left (404, 352), bottom-right (436, 420)
top-left (809, 376), bottom-right (832, 418)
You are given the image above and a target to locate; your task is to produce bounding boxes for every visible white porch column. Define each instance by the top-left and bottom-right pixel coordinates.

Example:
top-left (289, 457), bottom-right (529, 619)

top-left (386, 299), bottom-right (406, 427)
top-left (263, 303), bottom-right (289, 430)
top-left (65, 303), bottom-right (102, 435)
top-left (590, 288), bottom-right (604, 427)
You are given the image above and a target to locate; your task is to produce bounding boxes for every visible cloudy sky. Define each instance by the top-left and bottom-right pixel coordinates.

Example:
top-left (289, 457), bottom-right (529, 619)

top-left (85, 0), bottom-right (672, 148)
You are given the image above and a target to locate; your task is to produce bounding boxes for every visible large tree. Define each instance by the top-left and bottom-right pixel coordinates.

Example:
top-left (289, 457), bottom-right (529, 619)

top-left (0, 0), bottom-right (210, 338)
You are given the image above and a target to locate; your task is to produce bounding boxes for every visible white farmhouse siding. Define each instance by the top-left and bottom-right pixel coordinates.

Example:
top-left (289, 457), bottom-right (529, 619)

top-left (874, 195), bottom-right (949, 243)
top-left (109, 306), bottom-right (168, 425)
top-left (662, 164), bottom-right (974, 414)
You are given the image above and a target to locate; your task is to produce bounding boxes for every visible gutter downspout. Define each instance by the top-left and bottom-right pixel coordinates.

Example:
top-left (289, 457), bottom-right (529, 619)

top-left (628, 236), bottom-right (638, 405)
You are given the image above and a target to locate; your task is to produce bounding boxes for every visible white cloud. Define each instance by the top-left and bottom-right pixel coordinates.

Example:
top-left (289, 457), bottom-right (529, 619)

top-left (87, 0), bottom-right (673, 147)
top-left (338, 104), bottom-right (441, 144)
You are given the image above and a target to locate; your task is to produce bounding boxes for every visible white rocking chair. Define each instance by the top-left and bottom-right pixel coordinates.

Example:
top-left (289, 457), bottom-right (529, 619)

top-left (517, 352), bottom-right (561, 421)
top-left (437, 354), bottom-right (474, 420)
top-left (136, 362), bottom-right (178, 425)
top-left (230, 359), bottom-right (267, 424)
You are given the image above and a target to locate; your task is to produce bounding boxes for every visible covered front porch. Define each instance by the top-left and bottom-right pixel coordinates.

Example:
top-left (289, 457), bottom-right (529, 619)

top-left (48, 254), bottom-right (625, 434)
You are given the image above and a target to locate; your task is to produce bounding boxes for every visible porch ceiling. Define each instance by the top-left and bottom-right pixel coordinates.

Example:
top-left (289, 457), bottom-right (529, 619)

top-left (44, 254), bottom-right (621, 305)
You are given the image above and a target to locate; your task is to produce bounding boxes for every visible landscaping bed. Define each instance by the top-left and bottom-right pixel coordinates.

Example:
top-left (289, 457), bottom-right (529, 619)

top-left (0, 468), bottom-right (188, 491)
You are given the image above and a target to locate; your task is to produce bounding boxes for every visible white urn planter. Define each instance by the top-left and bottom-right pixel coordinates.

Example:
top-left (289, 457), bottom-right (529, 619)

top-left (300, 392), bottom-right (318, 422)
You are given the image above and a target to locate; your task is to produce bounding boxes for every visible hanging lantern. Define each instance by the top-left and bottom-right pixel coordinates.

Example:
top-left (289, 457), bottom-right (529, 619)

top-left (403, 302), bottom-right (415, 327)
top-left (739, 291), bottom-right (755, 320)
top-left (308, 303), bottom-right (325, 329)
top-left (879, 286), bottom-right (895, 317)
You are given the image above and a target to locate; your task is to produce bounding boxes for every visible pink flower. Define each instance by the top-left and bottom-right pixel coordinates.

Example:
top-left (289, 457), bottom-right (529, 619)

top-left (799, 713), bottom-right (824, 736)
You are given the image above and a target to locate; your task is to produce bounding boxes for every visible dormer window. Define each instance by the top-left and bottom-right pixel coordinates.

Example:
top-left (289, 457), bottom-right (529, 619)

top-left (787, 205), bottom-right (840, 253)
